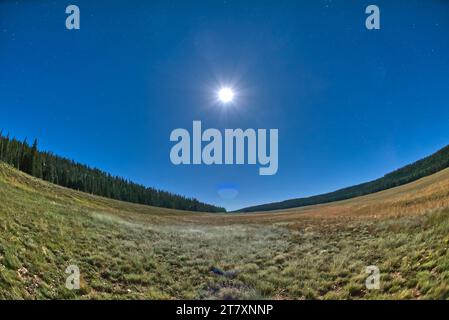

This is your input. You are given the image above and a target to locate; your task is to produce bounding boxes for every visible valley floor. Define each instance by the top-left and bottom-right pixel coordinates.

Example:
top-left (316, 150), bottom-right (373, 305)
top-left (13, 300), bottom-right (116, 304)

top-left (1, 162), bottom-right (449, 299)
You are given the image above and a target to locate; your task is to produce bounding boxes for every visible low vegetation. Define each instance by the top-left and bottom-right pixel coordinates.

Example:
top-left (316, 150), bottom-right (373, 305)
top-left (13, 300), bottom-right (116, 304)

top-left (1, 162), bottom-right (449, 299)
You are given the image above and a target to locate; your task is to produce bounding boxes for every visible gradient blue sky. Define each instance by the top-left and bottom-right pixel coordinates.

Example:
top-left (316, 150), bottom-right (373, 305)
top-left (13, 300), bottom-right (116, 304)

top-left (1, 0), bottom-right (449, 211)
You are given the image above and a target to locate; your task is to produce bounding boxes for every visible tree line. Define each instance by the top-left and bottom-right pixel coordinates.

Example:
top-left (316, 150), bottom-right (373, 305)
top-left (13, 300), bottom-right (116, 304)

top-left (0, 131), bottom-right (225, 213)
top-left (238, 143), bottom-right (449, 212)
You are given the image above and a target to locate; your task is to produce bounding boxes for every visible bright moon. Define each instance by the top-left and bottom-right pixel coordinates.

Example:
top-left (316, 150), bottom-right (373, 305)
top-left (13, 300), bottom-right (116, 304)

top-left (218, 87), bottom-right (234, 104)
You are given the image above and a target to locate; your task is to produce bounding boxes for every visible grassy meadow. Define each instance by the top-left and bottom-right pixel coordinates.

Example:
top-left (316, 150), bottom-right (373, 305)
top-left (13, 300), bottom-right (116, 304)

top-left (1, 162), bottom-right (449, 299)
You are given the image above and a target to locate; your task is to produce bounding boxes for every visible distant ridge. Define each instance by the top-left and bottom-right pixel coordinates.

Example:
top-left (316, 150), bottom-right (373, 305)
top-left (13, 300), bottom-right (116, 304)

top-left (237, 144), bottom-right (449, 212)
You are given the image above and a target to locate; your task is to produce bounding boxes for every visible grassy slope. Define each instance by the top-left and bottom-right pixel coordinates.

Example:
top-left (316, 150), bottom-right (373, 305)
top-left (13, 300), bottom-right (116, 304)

top-left (1, 162), bottom-right (449, 299)
top-left (238, 144), bottom-right (449, 212)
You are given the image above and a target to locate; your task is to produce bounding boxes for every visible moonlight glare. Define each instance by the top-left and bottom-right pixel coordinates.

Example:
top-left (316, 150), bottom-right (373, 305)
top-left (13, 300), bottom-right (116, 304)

top-left (217, 87), bottom-right (235, 104)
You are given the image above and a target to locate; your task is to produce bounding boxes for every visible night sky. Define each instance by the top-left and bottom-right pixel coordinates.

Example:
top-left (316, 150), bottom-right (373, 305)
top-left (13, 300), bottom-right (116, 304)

top-left (1, 0), bottom-right (449, 210)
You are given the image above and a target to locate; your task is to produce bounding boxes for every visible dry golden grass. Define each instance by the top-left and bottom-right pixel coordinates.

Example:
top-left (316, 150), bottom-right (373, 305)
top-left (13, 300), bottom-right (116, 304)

top-left (1, 162), bottom-right (449, 299)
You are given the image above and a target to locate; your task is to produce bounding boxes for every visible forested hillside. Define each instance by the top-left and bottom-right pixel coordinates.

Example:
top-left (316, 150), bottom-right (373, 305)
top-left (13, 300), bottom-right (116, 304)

top-left (0, 131), bottom-right (225, 212)
top-left (239, 144), bottom-right (449, 212)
